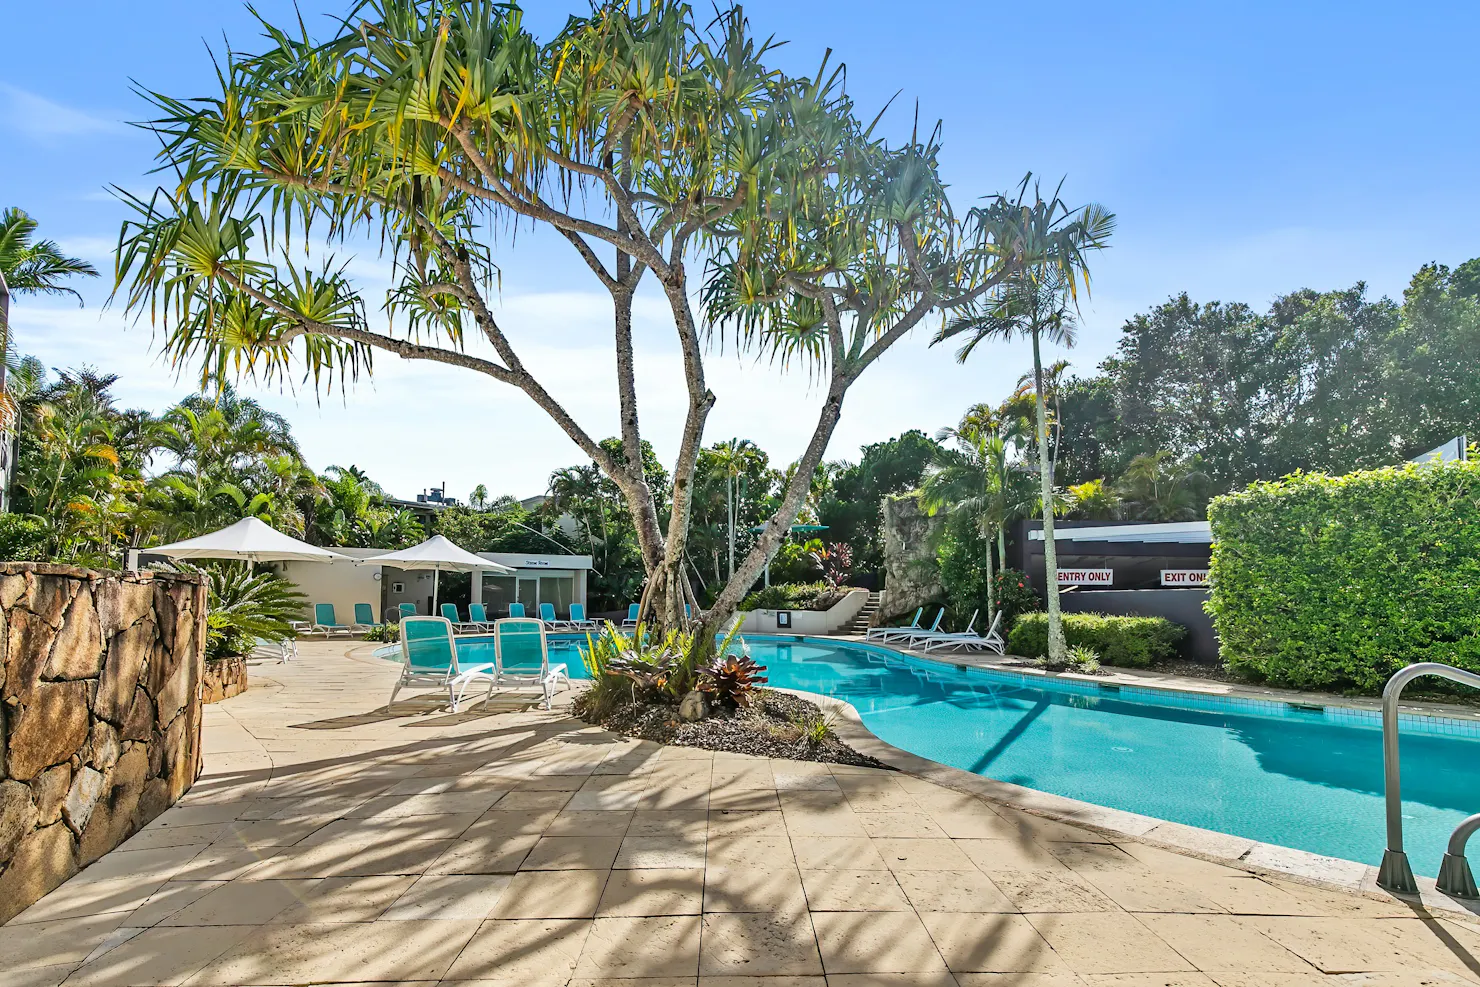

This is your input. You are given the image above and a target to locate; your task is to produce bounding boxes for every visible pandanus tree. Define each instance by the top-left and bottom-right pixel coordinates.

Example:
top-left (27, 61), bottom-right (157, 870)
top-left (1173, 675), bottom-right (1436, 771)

top-left (114, 0), bottom-right (1106, 653)
top-left (932, 195), bottom-right (1116, 661)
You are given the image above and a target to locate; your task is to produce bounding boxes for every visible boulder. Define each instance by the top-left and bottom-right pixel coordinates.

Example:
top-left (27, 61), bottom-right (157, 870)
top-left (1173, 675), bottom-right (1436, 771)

top-left (0, 778), bottom-right (37, 864)
top-left (79, 743), bottom-right (148, 865)
top-left (44, 588), bottom-right (104, 681)
top-left (30, 763), bottom-right (71, 825)
top-left (62, 766), bottom-right (105, 834)
top-left (94, 619), bottom-right (154, 724)
top-left (0, 822), bottom-right (78, 925)
top-left (678, 690), bottom-right (710, 722)
top-left (4, 610), bottom-right (58, 704)
top-left (24, 573), bottom-right (76, 629)
top-left (122, 687), bottom-right (155, 743)
top-left (89, 721), bottom-right (120, 771)
top-left (7, 680), bottom-right (90, 781)
top-left (93, 579), bottom-right (156, 638)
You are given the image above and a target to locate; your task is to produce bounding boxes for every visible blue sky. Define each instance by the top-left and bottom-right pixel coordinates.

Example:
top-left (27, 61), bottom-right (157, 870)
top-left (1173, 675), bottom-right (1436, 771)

top-left (3, 1), bottom-right (1478, 501)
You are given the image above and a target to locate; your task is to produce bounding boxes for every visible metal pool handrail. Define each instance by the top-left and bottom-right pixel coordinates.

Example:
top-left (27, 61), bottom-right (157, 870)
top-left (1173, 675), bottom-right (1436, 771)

top-left (1377, 661), bottom-right (1480, 896)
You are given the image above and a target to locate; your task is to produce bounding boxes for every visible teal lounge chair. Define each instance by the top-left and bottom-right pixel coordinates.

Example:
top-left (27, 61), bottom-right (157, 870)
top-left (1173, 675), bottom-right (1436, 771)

top-left (492, 618), bottom-right (570, 709)
top-left (620, 603), bottom-right (640, 629)
top-left (312, 603), bottom-right (355, 637)
top-left (905, 608), bottom-right (975, 648)
top-left (441, 603), bottom-right (482, 634)
top-left (398, 603), bottom-right (418, 619)
top-left (353, 603), bottom-right (381, 633)
top-left (566, 604), bottom-right (598, 631)
top-left (388, 616), bottom-right (497, 712)
top-left (538, 602), bottom-right (572, 629)
top-left (508, 602), bottom-right (526, 618)
top-left (467, 603), bottom-right (494, 632)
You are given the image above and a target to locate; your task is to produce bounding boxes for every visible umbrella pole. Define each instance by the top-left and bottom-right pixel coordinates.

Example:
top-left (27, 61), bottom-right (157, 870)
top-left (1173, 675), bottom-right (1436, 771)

top-left (433, 569), bottom-right (440, 613)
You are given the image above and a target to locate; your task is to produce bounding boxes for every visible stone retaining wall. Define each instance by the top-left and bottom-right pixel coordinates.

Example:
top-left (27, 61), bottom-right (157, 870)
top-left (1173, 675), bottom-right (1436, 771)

top-left (202, 656), bottom-right (248, 704)
top-left (0, 564), bottom-right (206, 924)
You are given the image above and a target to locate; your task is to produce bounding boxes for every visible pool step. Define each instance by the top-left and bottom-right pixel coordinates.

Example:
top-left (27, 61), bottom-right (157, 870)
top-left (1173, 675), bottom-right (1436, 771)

top-left (848, 592), bottom-right (882, 635)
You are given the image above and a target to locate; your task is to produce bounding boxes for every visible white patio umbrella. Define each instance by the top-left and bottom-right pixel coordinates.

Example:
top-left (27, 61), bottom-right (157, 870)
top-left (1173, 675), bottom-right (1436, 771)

top-left (148, 517), bottom-right (349, 563)
top-left (357, 535), bottom-right (514, 612)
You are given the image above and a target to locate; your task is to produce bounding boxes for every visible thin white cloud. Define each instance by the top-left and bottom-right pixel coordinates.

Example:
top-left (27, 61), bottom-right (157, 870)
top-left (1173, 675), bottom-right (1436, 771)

top-left (0, 84), bottom-right (125, 141)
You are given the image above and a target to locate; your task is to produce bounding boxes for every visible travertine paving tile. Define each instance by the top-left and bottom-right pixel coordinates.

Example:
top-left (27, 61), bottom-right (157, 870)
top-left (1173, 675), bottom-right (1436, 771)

top-left (706, 810), bottom-right (789, 838)
top-left (792, 836), bottom-right (890, 871)
top-left (575, 914), bottom-right (702, 977)
top-left (444, 918), bottom-right (592, 982)
top-left (874, 839), bottom-right (978, 872)
top-left (1079, 871), bottom-right (1226, 914)
top-left (956, 839), bottom-right (1072, 874)
top-left (158, 878), bottom-right (317, 926)
top-left (61, 924), bottom-right (257, 987)
top-left (1025, 913), bottom-right (1196, 975)
top-left (704, 864), bottom-right (808, 913)
top-left (700, 911), bottom-right (824, 976)
top-left (492, 869), bottom-right (607, 918)
top-left (185, 919), bottom-right (478, 984)
top-left (989, 870), bottom-right (1119, 913)
top-left (858, 811), bottom-right (951, 839)
top-left (629, 809), bottom-right (709, 836)
top-left (521, 835), bottom-right (624, 870)
top-left (0, 913), bottom-right (129, 972)
top-left (800, 869), bottom-right (914, 911)
top-left (920, 912), bottom-right (1067, 973)
top-left (267, 875), bottom-right (418, 923)
top-left (598, 868), bottom-right (705, 916)
top-left (381, 874), bottom-right (512, 920)
top-left (894, 869), bottom-right (1017, 913)
top-left (616, 835), bottom-right (707, 869)
top-left (6, 877), bottom-right (169, 925)
top-left (811, 911), bottom-right (949, 973)
top-left (1137, 915), bottom-right (1312, 973)
top-left (546, 810), bottom-right (635, 836)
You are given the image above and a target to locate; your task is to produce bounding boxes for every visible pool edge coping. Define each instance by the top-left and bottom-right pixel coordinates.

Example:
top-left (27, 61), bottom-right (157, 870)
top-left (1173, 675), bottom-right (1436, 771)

top-left (774, 684), bottom-right (1480, 924)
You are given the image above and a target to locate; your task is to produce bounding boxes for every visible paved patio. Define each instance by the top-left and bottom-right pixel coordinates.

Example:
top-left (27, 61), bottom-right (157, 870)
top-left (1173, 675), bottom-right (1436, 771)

top-left (4, 640), bottom-right (1478, 987)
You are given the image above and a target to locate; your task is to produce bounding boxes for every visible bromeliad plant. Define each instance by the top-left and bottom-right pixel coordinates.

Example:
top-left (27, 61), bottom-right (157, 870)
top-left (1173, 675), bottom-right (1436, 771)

top-left (700, 652), bottom-right (769, 709)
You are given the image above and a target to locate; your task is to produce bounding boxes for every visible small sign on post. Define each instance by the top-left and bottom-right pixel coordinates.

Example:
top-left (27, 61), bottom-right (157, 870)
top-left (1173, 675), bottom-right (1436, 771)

top-left (1058, 569), bottom-right (1114, 586)
top-left (1160, 569), bottom-right (1209, 587)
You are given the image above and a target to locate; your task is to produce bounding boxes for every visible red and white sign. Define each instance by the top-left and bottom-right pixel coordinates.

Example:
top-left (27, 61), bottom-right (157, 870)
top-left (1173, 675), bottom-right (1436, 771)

top-left (1057, 569), bottom-right (1114, 586)
top-left (1161, 569), bottom-right (1209, 587)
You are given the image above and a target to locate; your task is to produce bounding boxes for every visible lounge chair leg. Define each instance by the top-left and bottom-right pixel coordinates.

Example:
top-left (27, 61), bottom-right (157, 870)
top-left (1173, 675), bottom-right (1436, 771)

top-left (387, 680), bottom-right (401, 711)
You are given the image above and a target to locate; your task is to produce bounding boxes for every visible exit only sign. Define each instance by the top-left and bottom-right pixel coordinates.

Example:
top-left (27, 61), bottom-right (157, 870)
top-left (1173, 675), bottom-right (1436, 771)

top-left (1161, 569), bottom-right (1209, 587)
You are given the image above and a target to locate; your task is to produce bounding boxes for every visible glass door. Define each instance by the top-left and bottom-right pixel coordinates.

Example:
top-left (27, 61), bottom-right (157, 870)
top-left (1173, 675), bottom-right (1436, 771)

top-left (516, 577), bottom-right (540, 615)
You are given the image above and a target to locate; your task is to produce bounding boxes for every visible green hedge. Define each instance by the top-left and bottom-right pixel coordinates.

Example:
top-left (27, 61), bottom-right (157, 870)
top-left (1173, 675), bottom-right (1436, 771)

top-left (740, 581), bottom-right (848, 612)
top-left (1207, 462), bottom-right (1480, 692)
top-left (1007, 612), bottom-right (1185, 668)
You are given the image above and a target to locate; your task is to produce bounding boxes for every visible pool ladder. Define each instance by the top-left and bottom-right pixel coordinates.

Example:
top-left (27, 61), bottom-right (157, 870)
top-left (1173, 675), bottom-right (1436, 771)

top-left (1377, 662), bottom-right (1480, 898)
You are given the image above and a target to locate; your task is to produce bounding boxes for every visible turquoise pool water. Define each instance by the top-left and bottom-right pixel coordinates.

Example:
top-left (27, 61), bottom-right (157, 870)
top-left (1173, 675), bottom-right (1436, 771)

top-left (433, 633), bottom-right (1480, 876)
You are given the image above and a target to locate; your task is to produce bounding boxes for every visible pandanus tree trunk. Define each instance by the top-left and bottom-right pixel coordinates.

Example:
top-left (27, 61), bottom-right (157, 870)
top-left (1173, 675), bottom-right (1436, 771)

top-left (1032, 330), bottom-right (1067, 662)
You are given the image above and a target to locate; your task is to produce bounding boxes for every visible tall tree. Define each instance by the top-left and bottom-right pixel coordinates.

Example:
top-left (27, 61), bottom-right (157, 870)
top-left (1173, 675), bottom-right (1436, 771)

top-left (933, 190), bottom-right (1116, 662)
top-left (115, 1), bottom-right (1103, 648)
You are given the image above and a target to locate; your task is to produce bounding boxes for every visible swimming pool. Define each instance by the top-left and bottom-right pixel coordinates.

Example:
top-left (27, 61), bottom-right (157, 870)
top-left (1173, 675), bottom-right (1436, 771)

top-left (414, 632), bottom-right (1480, 876)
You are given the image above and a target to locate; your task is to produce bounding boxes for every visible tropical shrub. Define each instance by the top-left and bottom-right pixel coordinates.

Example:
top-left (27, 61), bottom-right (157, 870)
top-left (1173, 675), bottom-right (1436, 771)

top-left (0, 514), bottom-right (50, 561)
top-left (1207, 462), bottom-right (1480, 691)
top-left (1038, 644), bottom-right (1101, 674)
top-left (185, 562), bottom-right (306, 660)
top-left (1009, 612), bottom-right (1184, 668)
top-left (740, 581), bottom-right (848, 612)
top-left (990, 569), bottom-right (1042, 630)
top-left (364, 622), bottom-right (400, 643)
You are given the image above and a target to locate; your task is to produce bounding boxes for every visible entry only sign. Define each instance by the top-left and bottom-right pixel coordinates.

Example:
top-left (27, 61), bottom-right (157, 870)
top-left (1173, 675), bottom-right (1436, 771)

top-left (1161, 569), bottom-right (1209, 587)
top-left (1057, 569), bottom-right (1113, 586)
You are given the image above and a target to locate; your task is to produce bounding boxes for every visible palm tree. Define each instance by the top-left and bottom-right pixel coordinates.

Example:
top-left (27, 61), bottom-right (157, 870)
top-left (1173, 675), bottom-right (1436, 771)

top-left (933, 180), bottom-right (1115, 662)
top-left (470, 484), bottom-right (489, 510)
top-left (708, 439), bottom-right (764, 580)
top-left (1116, 452), bottom-right (1208, 521)
top-left (921, 420), bottom-right (1036, 623)
top-left (0, 209), bottom-right (99, 300)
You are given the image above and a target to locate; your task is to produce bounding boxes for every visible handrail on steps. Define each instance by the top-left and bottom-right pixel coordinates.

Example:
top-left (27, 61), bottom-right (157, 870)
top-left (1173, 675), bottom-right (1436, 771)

top-left (1377, 662), bottom-right (1480, 898)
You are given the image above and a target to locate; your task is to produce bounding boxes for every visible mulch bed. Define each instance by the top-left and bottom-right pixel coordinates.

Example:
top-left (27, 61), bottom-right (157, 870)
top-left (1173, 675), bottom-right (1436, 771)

top-left (574, 688), bottom-right (889, 767)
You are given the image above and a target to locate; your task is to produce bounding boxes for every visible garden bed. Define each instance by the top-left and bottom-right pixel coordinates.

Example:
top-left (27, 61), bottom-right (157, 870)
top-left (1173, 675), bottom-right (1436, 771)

top-left (574, 688), bottom-right (888, 767)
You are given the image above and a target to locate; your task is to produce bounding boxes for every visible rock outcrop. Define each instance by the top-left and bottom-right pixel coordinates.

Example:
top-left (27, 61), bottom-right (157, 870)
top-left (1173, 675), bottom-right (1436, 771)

top-left (879, 493), bottom-right (945, 623)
